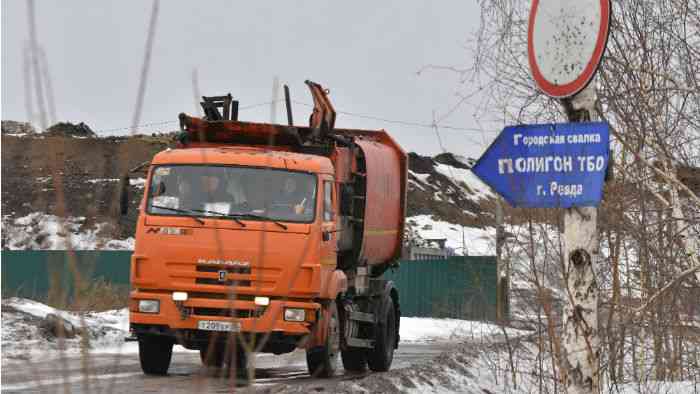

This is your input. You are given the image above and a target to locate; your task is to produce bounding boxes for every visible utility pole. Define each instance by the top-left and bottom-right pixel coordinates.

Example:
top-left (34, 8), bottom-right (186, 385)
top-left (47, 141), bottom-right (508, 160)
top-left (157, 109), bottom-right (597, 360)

top-left (26, 0), bottom-right (48, 131)
top-left (38, 46), bottom-right (57, 125)
top-left (191, 68), bottom-right (202, 116)
top-left (270, 76), bottom-right (280, 123)
top-left (23, 44), bottom-right (35, 125)
top-left (130, 0), bottom-right (159, 135)
top-left (560, 83), bottom-right (600, 393)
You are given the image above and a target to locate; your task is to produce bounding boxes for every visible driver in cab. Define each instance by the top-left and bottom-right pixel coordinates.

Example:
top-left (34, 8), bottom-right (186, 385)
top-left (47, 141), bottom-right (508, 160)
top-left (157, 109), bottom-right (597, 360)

top-left (279, 178), bottom-right (309, 215)
top-left (178, 172), bottom-right (246, 213)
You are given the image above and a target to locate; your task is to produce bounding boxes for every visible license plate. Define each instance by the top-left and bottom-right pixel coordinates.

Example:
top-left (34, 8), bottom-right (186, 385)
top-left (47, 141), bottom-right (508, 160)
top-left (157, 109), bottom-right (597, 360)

top-left (197, 320), bottom-right (240, 332)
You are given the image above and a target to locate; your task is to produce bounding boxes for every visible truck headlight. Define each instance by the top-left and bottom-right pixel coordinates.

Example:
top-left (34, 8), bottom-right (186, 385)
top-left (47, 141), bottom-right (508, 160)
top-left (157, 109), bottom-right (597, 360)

top-left (172, 292), bottom-right (188, 302)
top-left (138, 300), bottom-right (160, 313)
top-left (284, 308), bottom-right (305, 322)
top-left (254, 296), bottom-right (270, 306)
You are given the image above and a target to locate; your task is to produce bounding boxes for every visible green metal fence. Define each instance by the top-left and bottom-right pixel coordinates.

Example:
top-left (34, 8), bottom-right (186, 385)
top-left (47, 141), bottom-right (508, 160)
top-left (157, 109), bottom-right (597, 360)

top-left (1, 252), bottom-right (501, 320)
top-left (1, 251), bottom-right (131, 301)
top-left (384, 256), bottom-right (499, 320)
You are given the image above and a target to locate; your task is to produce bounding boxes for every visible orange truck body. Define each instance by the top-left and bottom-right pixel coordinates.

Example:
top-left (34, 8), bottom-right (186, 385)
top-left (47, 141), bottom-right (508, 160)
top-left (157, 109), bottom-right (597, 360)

top-left (128, 82), bottom-right (407, 375)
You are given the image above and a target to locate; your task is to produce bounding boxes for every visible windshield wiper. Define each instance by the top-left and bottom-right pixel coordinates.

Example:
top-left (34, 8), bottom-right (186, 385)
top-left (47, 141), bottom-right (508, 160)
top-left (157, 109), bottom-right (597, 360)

top-left (150, 205), bottom-right (205, 225)
top-left (189, 209), bottom-right (246, 227)
top-left (231, 213), bottom-right (288, 230)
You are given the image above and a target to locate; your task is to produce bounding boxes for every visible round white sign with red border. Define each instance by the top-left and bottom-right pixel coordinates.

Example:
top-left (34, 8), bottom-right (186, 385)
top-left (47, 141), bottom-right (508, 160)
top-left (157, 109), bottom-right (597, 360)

top-left (528, 0), bottom-right (611, 98)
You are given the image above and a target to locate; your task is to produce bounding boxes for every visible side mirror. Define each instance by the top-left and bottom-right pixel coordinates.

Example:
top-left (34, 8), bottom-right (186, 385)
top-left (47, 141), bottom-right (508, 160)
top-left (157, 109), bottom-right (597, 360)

top-left (119, 175), bottom-right (130, 215)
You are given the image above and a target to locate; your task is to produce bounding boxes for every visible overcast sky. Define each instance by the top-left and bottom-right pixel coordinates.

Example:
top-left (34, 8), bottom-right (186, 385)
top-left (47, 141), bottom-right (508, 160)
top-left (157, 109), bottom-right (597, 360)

top-left (2, 1), bottom-right (499, 158)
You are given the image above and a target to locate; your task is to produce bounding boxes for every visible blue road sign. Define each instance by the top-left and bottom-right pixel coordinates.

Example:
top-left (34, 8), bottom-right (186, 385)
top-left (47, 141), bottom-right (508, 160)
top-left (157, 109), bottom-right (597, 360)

top-left (472, 122), bottom-right (610, 208)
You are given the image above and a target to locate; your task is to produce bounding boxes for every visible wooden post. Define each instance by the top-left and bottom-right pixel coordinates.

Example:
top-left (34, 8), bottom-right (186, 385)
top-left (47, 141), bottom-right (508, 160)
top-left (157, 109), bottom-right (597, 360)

top-left (496, 198), bottom-right (508, 322)
top-left (560, 83), bottom-right (600, 393)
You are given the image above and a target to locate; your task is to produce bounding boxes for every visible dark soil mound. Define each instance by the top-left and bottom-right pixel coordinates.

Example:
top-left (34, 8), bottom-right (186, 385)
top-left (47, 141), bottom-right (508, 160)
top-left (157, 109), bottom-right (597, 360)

top-left (44, 122), bottom-right (97, 138)
top-left (1, 133), bottom-right (170, 239)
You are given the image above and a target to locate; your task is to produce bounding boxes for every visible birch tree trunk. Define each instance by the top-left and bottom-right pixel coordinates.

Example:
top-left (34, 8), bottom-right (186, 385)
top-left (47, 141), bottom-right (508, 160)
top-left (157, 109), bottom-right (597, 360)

top-left (561, 84), bottom-right (600, 393)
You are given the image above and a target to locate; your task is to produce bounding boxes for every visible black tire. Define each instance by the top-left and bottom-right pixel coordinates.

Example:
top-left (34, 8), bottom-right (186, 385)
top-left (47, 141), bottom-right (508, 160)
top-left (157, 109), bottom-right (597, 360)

top-left (306, 301), bottom-right (340, 378)
top-left (228, 346), bottom-right (249, 379)
top-left (341, 348), bottom-right (367, 372)
top-left (138, 335), bottom-right (174, 375)
top-left (367, 296), bottom-right (396, 372)
top-left (200, 345), bottom-right (225, 368)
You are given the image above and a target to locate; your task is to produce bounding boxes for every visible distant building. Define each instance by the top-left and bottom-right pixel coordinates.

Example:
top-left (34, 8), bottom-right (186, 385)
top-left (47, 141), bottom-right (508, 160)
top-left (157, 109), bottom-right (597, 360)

top-left (407, 246), bottom-right (448, 260)
top-left (404, 237), bottom-right (455, 261)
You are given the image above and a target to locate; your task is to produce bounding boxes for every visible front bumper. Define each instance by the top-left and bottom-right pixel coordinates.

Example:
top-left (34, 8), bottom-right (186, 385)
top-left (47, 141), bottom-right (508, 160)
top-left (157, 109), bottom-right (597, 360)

top-left (129, 290), bottom-right (320, 335)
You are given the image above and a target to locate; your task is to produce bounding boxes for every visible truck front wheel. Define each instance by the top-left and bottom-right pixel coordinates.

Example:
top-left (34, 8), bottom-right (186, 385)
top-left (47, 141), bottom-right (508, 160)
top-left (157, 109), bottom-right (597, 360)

top-left (306, 301), bottom-right (340, 377)
top-left (341, 348), bottom-right (367, 372)
top-left (200, 345), bottom-right (225, 368)
top-left (367, 295), bottom-right (396, 372)
top-left (138, 335), bottom-right (174, 375)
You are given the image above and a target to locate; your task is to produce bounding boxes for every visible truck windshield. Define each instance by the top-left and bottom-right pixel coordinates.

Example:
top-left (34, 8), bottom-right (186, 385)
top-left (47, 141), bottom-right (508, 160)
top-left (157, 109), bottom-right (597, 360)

top-left (146, 165), bottom-right (317, 223)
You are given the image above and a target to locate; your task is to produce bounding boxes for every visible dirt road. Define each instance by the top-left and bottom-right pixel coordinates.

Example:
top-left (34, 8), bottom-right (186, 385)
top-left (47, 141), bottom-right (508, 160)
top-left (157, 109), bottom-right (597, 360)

top-left (1, 342), bottom-right (452, 393)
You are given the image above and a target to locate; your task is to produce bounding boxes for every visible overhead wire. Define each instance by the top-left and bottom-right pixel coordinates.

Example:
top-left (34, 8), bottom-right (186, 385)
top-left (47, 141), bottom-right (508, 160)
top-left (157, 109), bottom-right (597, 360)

top-left (92, 99), bottom-right (497, 139)
top-left (92, 101), bottom-right (278, 135)
top-left (292, 100), bottom-right (497, 133)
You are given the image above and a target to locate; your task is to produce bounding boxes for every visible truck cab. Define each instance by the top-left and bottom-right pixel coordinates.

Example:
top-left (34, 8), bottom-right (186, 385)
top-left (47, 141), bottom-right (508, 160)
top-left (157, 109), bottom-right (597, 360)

top-left (127, 82), bottom-right (406, 379)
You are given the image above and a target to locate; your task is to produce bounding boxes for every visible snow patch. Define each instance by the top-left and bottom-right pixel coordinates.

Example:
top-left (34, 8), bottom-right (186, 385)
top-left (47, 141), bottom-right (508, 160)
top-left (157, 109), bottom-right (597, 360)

top-left (408, 170), bottom-right (431, 184)
top-left (129, 177), bottom-right (146, 189)
top-left (85, 177), bottom-right (145, 188)
top-left (433, 163), bottom-right (495, 202)
top-left (1, 298), bottom-right (130, 361)
top-left (2, 212), bottom-right (134, 250)
top-left (86, 178), bottom-right (119, 184)
top-left (400, 317), bottom-right (526, 343)
top-left (406, 214), bottom-right (494, 255)
top-left (1, 298), bottom-right (199, 364)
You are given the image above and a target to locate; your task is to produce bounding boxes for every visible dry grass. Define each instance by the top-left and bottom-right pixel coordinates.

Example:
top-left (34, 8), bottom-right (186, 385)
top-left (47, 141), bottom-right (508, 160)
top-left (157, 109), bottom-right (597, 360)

top-left (44, 276), bottom-right (129, 312)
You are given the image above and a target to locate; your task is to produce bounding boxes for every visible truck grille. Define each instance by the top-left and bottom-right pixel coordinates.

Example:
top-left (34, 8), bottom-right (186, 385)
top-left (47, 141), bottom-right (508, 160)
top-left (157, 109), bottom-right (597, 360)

top-left (193, 307), bottom-right (253, 318)
top-left (196, 265), bottom-right (251, 275)
top-left (195, 277), bottom-right (252, 287)
top-left (163, 262), bottom-right (277, 321)
top-left (167, 262), bottom-right (280, 297)
top-left (187, 292), bottom-right (254, 301)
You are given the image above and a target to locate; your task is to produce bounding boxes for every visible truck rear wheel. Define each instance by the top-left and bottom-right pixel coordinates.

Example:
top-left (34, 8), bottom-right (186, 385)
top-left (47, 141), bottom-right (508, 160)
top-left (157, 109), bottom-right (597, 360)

top-left (306, 301), bottom-right (339, 377)
top-left (138, 335), bottom-right (174, 375)
top-left (367, 296), bottom-right (396, 372)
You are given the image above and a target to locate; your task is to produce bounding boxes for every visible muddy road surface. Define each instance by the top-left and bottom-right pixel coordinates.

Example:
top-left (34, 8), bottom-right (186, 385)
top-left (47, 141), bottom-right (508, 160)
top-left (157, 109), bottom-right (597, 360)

top-left (1, 342), bottom-right (452, 393)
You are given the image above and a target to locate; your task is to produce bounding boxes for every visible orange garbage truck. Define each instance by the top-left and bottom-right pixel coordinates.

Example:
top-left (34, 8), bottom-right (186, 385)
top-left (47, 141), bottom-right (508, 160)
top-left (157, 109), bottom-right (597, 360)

top-left (124, 81), bottom-right (407, 378)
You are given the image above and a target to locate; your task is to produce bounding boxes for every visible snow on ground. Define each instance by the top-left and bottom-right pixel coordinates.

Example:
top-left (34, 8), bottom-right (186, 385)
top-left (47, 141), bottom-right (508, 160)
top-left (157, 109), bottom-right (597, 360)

top-left (1, 298), bottom-right (132, 362)
top-left (433, 163), bottom-right (495, 202)
top-left (1, 298), bottom-right (521, 364)
top-left (129, 177), bottom-right (146, 189)
top-left (400, 317), bottom-right (526, 343)
top-left (86, 178), bottom-right (120, 184)
top-left (408, 170), bottom-right (430, 183)
top-left (6, 299), bottom-right (696, 393)
top-left (85, 177), bottom-right (145, 188)
top-left (406, 214), bottom-right (495, 255)
top-left (1, 212), bottom-right (134, 250)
